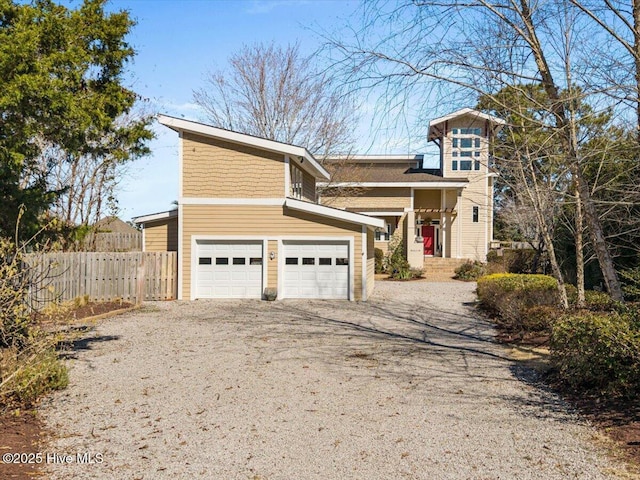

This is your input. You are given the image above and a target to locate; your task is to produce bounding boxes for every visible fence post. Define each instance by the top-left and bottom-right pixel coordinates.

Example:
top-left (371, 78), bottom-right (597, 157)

top-left (136, 253), bottom-right (146, 305)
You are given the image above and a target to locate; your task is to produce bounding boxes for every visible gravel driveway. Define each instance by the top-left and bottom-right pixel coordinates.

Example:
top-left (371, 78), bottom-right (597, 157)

top-left (42, 281), bottom-right (627, 479)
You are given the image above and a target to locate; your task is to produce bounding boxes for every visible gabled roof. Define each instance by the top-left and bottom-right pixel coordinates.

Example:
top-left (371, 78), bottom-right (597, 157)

top-left (158, 115), bottom-right (330, 180)
top-left (428, 108), bottom-right (505, 141)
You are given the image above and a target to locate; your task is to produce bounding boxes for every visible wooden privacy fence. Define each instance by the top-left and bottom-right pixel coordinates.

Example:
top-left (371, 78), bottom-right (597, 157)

top-left (24, 252), bottom-right (177, 307)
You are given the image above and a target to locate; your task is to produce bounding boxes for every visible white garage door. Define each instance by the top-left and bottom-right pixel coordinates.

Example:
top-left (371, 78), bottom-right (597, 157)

top-left (195, 241), bottom-right (263, 299)
top-left (282, 241), bottom-right (349, 299)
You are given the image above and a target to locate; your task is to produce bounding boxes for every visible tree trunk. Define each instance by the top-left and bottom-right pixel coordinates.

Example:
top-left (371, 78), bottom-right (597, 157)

top-left (575, 188), bottom-right (585, 308)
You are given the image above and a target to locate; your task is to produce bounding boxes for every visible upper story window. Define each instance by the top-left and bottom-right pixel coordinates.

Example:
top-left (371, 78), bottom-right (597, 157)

top-left (290, 164), bottom-right (303, 199)
top-left (451, 127), bottom-right (483, 171)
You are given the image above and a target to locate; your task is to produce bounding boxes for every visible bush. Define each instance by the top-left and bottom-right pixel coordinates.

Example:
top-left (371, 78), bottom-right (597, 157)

top-left (551, 309), bottom-right (640, 397)
top-left (374, 248), bottom-right (385, 274)
top-left (0, 344), bottom-right (68, 408)
top-left (620, 266), bottom-right (640, 301)
top-left (0, 239), bottom-right (68, 409)
top-left (520, 305), bottom-right (557, 333)
top-left (454, 260), bottom-right (486, 281)
top-left (0, 239), bottom-right (31, 349)
top-left (564, 284), bottom-right (614, 311)
top-left (476, 274), bottom-right (559, 331)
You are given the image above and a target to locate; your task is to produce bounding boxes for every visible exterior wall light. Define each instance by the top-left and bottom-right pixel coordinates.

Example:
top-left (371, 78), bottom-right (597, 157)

top-left (269, 251), bottom-right (276, 260)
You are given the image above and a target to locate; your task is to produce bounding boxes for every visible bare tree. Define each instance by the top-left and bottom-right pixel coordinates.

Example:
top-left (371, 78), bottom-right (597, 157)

top-left (193, 42), bottom-right (358, 157)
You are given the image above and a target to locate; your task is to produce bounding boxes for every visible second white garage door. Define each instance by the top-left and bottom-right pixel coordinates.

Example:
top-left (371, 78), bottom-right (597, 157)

top-left (282, 241), bottom-right (349, 299)
top-left (195, 240), bottom-right (263, 299)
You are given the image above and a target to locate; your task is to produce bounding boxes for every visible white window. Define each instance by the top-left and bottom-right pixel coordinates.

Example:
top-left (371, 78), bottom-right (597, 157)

top-left (290, 164), bottom-right (303, 199)
top-left (451, 127), bottom-right (483, 165)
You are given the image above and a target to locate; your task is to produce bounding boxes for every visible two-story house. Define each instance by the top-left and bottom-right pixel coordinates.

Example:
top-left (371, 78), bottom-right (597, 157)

top-left (319, 108), bottom-right (505, 269)
top-left (134, 115), bottom-right (383, 301)
top-left (135, 108), bottom-right (503, 300)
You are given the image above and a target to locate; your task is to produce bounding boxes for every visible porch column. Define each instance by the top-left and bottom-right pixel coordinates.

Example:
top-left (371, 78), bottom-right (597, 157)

top-left (441, 190), bottom-right (447, 258)
top-left (405, 210), bottom-right (423, 269)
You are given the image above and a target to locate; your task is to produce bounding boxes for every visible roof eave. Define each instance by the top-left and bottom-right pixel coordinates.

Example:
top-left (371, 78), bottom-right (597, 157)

top-left (157, 114), bottom-right (330, 181)
top-left (318, 181), bottom-right (468, 188)
top-left (284, 198), bottom-right (385, 228)
top-left (133, 209), bottom-right (178, 224)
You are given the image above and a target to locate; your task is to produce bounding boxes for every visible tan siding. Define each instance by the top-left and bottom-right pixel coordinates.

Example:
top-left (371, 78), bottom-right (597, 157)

top-left (459, 175), bottom-right (489, 260)
top-left (144, 217), bottom-right (178, 252)
top-left (414, 189), bottom-right (441, 209)
top-left (445, 190), bottom-right (459, 257)
top-left (302, 170), bottom-right (316, 202)
top-left (367, 229), bottom-right (375, 299)
top-left (182, 205), bottom-right (363, 300)
top-left (267, 240), bottom-right (278, 289)
top-left (182, 132), bottom-right (284, 198)
top-left (374, 240), bottom-right (391, 253)
top-left (323, 187), bottom-right (411, 210)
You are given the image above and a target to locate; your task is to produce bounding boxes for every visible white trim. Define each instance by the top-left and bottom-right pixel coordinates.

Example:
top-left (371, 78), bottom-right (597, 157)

top-left (284, 198), bottom-right (385, 228)
top-left (410, 187), bottom-right (415, 211)
top-left (141, 227), bottom-right (146, 253)
top-left (284, 155), bottom-right (290, 197)
top-left (321, 154), bottom-right (422, 163)
top-left (180, 197), bottom-right (285, 206)
top-left (158, 114), bottom-right (330, 180)
top-left (278, 236), bottom-right (355, 301)
top-left (319, 182), bottom-right (468, 189)
top-left (457, 198), bottom-right (462, 258)
top-left (441, 189), bottom-right (446, 258)
top-left (190, 236), bottom-right (268, 301)
top-left (356, 211), bottom-right (404, 217)
top-left (361, 225), bottom-right (367, 301)
top-left (428, 108), bottom-right (506, 129)
top-left (178, 206), bottom-right (183, 300)
top-left (484, 175), bottom-right (489, 258)
top-left (133, 209), bottom-right (178, 224)
top-left (178, 131), bottom-right (184, 199)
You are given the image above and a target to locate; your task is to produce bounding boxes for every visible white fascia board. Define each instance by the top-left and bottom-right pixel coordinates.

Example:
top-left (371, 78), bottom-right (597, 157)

top-left (428, 108), bottom-right (506, 129)
top-left (318, 182), bottom-right (468, 189)
top-left (180, 198), bottom-right (285, 206)
top-left (157, 114), bottom-right (330, 180)
top-left (133, 209), bottom-right (178, 224)
top-left (321, 154), bottom-right (421, 163)
top-left (355, 211), bottom-right (404, 216)
top-left (284, 198), bottom-right (385, 228)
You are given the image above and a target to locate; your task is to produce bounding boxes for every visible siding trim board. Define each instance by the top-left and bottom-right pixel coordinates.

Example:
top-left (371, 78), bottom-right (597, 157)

top-left (361, 225), bottom-right (367, 301)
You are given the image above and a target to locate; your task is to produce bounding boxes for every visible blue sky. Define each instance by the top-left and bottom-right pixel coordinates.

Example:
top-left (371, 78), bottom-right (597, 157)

top-left (109, 0), bottom-right (437, 221)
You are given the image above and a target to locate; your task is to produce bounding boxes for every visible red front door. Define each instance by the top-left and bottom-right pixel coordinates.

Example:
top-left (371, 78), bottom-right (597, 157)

top-left (422, 225), bottom-right (435, 255)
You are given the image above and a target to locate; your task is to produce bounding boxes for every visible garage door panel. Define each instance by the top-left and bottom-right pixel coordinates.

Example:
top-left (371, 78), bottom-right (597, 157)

top-left (196, 241), bottom-right (263, 299)
top-left (282, 241), bottom-right (349, 299)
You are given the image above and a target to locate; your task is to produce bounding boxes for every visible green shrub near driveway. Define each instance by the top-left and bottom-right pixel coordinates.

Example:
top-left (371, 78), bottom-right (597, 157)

top-left (476, 273), bottom-right (559, 331)
top-left (454, 260), bottom-right (486, 281)
top-left (374, 248), bottom-right (384, 274)
top-left (551, 309), bottom-right (640, 397)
